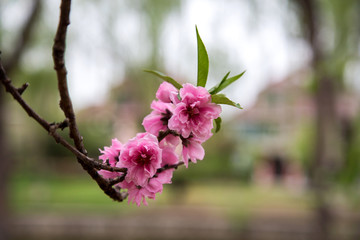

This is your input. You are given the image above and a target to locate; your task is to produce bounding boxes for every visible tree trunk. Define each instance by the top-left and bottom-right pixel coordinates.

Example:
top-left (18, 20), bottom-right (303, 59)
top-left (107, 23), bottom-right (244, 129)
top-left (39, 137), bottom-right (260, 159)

top-left (0, 2), bottom-right (42, 238)
top-left (293, 1), bottom-right (343, 239)
top-left (0, 88), bottom-right (10, 240)
top-left (313, 76), bottom-right (342, 240)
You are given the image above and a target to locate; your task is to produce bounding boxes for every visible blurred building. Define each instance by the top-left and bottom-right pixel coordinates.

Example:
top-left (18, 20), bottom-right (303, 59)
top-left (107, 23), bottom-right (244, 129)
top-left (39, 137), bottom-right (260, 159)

top-left (78, 101), bottom-right (141, 143)
top-left (230, 69), bottom-right (359, 187)
top-left (77, 75), bottom-right (155, 148)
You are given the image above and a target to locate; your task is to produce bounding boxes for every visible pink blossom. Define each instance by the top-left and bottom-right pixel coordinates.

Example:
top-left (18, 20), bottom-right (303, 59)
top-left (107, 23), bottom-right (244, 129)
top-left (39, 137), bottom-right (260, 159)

top-left (145, 169), bottom-right (174, 195)
top-left (98, 138), bottom-right (122, 179)
top-left (181, 137), bottom-right (205, 167)
top-left (154, 169), bottom-right (174, 185)
top-left (117, 133), bottom-right (162, 186)
top-left (120, 169), bottom-right (174, 206)
top-left (160, 143), bottom-right (179, 166)
top-left (161, 134), bottom-right (181, 147)
top-left (142, 100), bottom-right (173, 137)
top-left (156, 82), bottom-right (179, 103)
top-left (99, 138), bottom-right (122, 165)
top-left (168, 83), bottom-right (221, 140)
top-left (126, 182), bottom-right (155, 206)
top-left (116, 142), bottom-right (175, 206)
top-left (146, 170), bottom-right (172, 194)
top-left (98, 169), bottom-right (122, 179)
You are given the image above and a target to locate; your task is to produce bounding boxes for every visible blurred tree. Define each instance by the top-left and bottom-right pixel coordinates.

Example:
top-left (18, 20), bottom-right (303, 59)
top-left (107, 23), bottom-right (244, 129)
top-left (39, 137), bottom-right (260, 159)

top-left (289, 0), bottom-right (360, 239)
top-left (0, 1), bottom-right (42, 239)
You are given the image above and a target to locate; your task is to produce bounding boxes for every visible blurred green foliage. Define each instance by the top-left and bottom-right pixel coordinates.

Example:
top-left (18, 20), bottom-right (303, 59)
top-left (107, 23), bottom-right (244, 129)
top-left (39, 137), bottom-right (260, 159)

top-left (172, 125), bottom-right (245, 184)
top-left (339, 115), bottom-right (360, 186)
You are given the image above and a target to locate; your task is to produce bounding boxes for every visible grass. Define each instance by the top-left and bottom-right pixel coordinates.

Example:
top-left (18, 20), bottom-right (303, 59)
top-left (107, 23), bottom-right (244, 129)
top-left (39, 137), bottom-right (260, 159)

top-left (9, 173), bottom-right (312, 221)
top-left (10, 173), bottom-right (136, 215)
top-left (176, 180), bottom-right (312, 224)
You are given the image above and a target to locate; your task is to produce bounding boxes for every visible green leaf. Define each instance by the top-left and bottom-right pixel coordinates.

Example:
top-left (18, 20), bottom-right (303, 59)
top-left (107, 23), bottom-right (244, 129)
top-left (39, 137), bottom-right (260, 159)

top-left (209, 71), bottom-right (245, 95)
top-left (209, 71), bottom-right (231, 94)
top-left (144, 69), bottom-right (182, 89)
top-left (211, 94), bottom-right (243, 109)
top-left (196, 26), bottom-right (209, 87)
top-left (213, 117), bottom-right (222, 133)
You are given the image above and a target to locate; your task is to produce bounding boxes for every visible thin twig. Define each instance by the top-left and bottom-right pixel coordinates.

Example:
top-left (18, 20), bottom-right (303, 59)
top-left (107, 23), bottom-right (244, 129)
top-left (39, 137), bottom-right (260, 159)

top-left (156, 162), bottom-right (184, 174)
top-left (108, 175), bottom-right (126, 186)
top-left (16, 83), bottom-right (29, 95)
top-left (157, 129), bottom-right (179, 142)
top-left (1, 0), bottom-right (187, 204)
top-left (51, 0), bottom-right (128, 202)
top-left (0, 61), bottom-right (125, 173)
top-left (0, 61), bottom-right (127, 201)
top-left (108, 162), bottom-right (185, 186)
top-left (52, 0), bottom-right (86, 154)
top-left (0, 58), bottom-right (185, 202)
top-left (0, 0), bottom-right (127, 202)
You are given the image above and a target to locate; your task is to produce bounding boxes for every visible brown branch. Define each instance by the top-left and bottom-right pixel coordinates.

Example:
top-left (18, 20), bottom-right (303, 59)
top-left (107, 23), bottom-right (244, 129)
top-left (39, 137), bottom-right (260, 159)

top-left (0, 59), bottom-right (185, 202)
top-left (0, 60), bottom-right (127, 201)
top-left (16, 83), bottom-right (29, 95)
top-left (157, 129), bottom-right (179, 142)
top-left (1, 0), bottom-right (188, 204)
top-left (50, 119), bottom-right (69, 130)
top-left (94, 164), bottom-right (127, 173)
top-left (0, 61), bottom-right (125, 173)
top-left (52, 0), bottom-right (86, 154)
top-left (49, 0), bottom-right (128, 202)
top-left (107, 162), bottom-right (185, 187)
top-left (108, 175), bottom-right (126, 186)
top-left (156, 161), bottom-right (184, 174)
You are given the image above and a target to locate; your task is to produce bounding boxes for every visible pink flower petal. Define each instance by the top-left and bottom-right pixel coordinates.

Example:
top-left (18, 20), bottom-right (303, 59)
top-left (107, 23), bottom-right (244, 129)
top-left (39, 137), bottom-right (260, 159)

top-left (119, 133), bottom-right (162, 187)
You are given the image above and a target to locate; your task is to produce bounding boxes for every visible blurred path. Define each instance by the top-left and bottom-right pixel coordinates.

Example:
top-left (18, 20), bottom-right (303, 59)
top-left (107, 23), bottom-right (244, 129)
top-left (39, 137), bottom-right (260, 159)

top-left (10, 206), bottom-right (238, 240)
top-left (9, 205), bottom-right (360, 240)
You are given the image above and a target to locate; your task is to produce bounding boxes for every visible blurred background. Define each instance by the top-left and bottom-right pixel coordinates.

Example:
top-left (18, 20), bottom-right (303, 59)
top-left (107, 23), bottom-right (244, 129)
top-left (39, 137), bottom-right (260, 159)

top-left (1, 0), bottom-right (360, 239)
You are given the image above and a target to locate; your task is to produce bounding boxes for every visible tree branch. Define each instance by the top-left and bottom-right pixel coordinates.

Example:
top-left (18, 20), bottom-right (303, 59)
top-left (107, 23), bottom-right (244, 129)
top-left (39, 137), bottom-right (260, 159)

top-left (50, 0), bottom-right (129, 202)
top-left (108, 175), bottom-right (126, 186)
top-left (0, 61), bottom-right (125, 173)
top-left (52, 0), bottom-right (86, 154)
top-left (157, 129), bottom-right (179, 142)
top-left (1, 0), bottom-right (187, 204)
top-left (108, 162), bottom-right (185, 186)
top-left (0, 59), bottom-right (127, 201)
top-left (156, 162), bottom-right (184, 174)
top-left (0, 57), bottom-right (186, 202)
